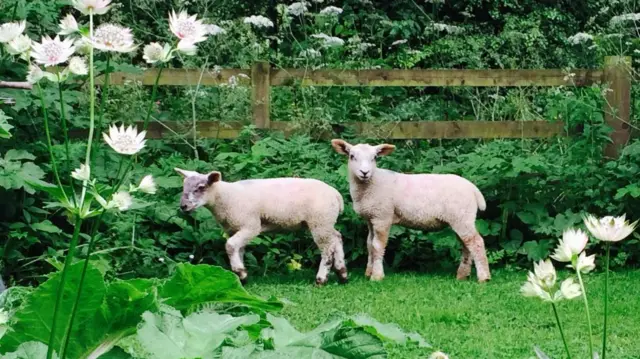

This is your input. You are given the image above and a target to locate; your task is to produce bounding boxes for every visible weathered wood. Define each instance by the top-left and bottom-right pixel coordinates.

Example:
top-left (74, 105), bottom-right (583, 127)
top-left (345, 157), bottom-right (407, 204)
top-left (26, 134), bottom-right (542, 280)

top-left (603, 56), bottom-right (632, 158)
top-left (268, 68), bottom-right (603, 87)
top-left (251, 61), bottom-right (271, 128)
top-left (0, 80), bottom-right (32, 90)
top-left (99, 68), bottom-right (603, 88)
top-left (71, 120), bottom-right (566, 139)
top-left (96, 68), bottom-right (251, 86)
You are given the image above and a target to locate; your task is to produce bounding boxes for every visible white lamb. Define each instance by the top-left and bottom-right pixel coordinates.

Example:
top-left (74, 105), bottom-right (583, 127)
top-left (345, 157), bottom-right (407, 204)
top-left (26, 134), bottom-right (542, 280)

top-left (175, 168), bottom-right (348, 285)
top-left (330, 139), bottom-right (491, 282)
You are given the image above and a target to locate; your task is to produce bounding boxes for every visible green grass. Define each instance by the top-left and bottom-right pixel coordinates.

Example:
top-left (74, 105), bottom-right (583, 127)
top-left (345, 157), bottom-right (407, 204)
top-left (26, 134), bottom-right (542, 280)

top-left (247, 268), bottom-right (640, 358)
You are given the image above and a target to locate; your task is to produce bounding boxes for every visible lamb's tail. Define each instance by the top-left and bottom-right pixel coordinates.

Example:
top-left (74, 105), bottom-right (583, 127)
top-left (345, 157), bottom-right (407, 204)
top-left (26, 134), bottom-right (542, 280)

top-left (334, 190), bottom-right (345, 214)
top-left (473, 185), bottom-right (486, 211)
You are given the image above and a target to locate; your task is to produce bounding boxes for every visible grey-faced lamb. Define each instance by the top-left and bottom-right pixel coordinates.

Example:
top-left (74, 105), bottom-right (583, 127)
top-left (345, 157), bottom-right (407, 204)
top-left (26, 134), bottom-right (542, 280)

top-left (175, 168), bottom-right (348, 285)
top-left (330, 139), bottom-right (491, 282)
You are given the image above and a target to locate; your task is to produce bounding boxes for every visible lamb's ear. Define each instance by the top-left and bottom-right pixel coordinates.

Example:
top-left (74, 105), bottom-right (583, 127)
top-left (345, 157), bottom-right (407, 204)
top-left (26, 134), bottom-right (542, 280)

top-left (331, 139), bottom-right (352, 155)
top-left (175, 168), bottom-right (200, 178)
top-left (207, 171), bottom-right (222, 185)
top-left (376, 144), bottom-right (396, 156)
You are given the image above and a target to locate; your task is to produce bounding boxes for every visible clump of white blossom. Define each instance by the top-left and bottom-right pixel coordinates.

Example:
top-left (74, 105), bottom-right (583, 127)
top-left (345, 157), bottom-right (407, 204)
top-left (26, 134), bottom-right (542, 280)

top-left (300, 48), bottom-right (321, 58)
top-left (432, 23), bottom-right (464, 35)
top-left (311, 33), bottom-right (344, 47)
top-left (287, 2), bottom-right (308, 17)
top-left (610, 13), bottom-right (640, 25)
top-left (244, 15), bottom-right (274, 28)
top-left (567, 32), bottom-right (594, 45)
top-left (319, 6), bottom-right (343, 16)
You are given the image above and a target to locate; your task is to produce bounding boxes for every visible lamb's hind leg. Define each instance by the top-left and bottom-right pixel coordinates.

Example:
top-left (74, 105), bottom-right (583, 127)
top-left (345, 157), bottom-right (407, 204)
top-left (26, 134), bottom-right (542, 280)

top-left (310, 226), bottom-right (336, 286)
top-left (365, 222), bottom-right (374, 277)
top-left (451, 224), bottom-right (491, 282)
top-left (331, 230), bottom-right (348, 284)
top-left (456, 238), bottom-right (473, 280)
top-left (469, 232), bottom-right (491, 282)
top-left (225, 227), bottom-right (260, 283)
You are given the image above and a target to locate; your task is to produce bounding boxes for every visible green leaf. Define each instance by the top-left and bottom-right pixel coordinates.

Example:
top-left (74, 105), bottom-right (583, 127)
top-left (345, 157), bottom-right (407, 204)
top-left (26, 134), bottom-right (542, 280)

top-left (136, 306), bottom-right (259, 359)
top-left (347, 314), bottom-right (429, 348)
top-left (4, 150), bottom-right (36, 161)
top-left (159, 264), bottom-right (283, 313)
top-left (0, 262), bottom-right (106, 357)
top-left (0, 110), bottom-right (13, 139)
top-left (1, 341), bottom-right (58, 359)
top-left (30, 220), bottom-right (62, 234)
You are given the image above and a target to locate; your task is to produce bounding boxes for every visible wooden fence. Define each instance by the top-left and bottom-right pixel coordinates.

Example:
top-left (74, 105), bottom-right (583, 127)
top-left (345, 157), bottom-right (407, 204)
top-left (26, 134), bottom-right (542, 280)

top-left (99, 56), bottom-right (632, 157)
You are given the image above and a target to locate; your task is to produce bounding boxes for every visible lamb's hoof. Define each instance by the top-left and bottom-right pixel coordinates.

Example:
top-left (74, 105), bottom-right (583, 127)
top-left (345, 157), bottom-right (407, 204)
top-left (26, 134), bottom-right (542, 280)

top-left (240, 277), bottom-right (248, 285)
top-left (336, 268), bottom-right (349, 284)
top-left (478, 277), bottom-right (491, 283)
top-left (315, 277), bottom-right (328, 286)
top-left (370, 273), bottom-right (384, 281)
top-left (456, 274), bottom-right (470, 281)
top-left (365, 267), bottom-right (372, 278)
top-left (337, 275), bottom-right (349, 285)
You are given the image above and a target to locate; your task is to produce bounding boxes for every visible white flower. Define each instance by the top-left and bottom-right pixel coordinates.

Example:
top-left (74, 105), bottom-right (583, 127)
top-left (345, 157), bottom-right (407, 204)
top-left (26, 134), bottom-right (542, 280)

top-left (74, 37), bottom-right (92, 55)
top-left (169, 10), bottom-right (208, 54)
top-left (319, 6), bottom-right (343, 16)
top-left (0, 21), bottom-right (26, 43)
top-left (568, 32), bottom-right (593, 45)
top-left (93, 23), bottom-right (137, 53)
top-left (610, 13), bottom-right (640, 26)
top-left (299, 48), bottom-right (321, 58)
top-left (31, 35), bottom-right (76, 67)
top-left (584, 214), bottom-right (637, 242)
top-left (26, 64), bottom-right (44, 84)
top-left (102, 124), bottom-right (147, 155)
top-left (137, 175), bottom-right (157, 194)
top-left (558, 278), bottom-right (582, 300)
top-left (188, 254), bottom-right (194, 260)
top-left (143, 42), bottom-right (173, 64)
top-left (158, 257), bottom-right (165, 262)
top-left (243, 15), bottom-right (274, 28)
top-left (112, 191), bottom-right (132, 211)
top-left (391, 39), bottom-right (408, 46)
top-left (71, 163), bottom-right (90, 181)
top-left (432, 23), bottom-right (464, 34)
top-left (205, 24), bottom-right (226, 36)
top-left (532, 259), bottom-right (557, 289)
top-left (311, 33), bottom-right (344, 47)
top-left (575, 252), bottom-right (596, 273)
top-left (59, 14), bottom-right (79, 35)
top-left (5, 34), bottom-right (31, 57)
top-left (287, 2), bottom-right (308, 16)
top-left (176, 40), bottom-right (197, 55)
top-left (551, 228), bottom-right (589, 262)
top-left (71, 0), bottom-right (112, 15)
top-left (68, 56), bottom-right (88, 75)
top-left (429, 352), bottom-right (449, 359)
top-left (521, 280), bottom-right (552, 301)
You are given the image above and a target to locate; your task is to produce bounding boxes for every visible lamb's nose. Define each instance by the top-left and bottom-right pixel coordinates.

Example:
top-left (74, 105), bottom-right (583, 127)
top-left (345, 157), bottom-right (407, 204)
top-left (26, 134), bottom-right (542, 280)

top-left (360, 170), bottom-right (369, 177)
top-left (180, 204), bottom-right (188, 211)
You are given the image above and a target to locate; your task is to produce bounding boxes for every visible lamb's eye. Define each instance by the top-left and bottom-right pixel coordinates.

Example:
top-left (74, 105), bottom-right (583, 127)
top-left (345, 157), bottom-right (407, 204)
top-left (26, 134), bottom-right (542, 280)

top-left (197, 185), bottom-right (206, 192)
top-left (349, 154), bottom-right (355, 160)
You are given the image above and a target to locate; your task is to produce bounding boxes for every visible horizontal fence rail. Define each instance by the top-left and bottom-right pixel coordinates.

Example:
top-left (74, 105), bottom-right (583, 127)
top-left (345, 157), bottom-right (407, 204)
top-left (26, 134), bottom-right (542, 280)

top-left (86, 56), bottom-right (631, 156)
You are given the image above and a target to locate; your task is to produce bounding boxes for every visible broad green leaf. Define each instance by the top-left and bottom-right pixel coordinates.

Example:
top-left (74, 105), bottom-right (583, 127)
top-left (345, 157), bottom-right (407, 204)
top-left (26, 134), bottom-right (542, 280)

top-left (159, 264), bottom-right (283, 313)
top-left (30, 220), bottom-right (62, 234)
top-left (347, 314), bottom-right (429, 348)
top-left (1, 341), bottom-right (58, 359)
top-left (136, 306), bottom-right (259, 359)
top-left (4, 150), bottom-right (35, 161)
top-left (0, 262), bottom-right (106, 357)
top-left (0, 110), bottom-right (13, 139)
top-left (256, 314), bottom-right (387, 359)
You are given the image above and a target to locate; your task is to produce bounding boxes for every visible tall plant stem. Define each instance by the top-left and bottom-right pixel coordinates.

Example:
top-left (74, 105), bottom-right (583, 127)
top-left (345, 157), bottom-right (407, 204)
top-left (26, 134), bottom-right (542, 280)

top-left (60, 213), bottom-right (103, 359)
top-left (56, 77), bottom-right (76, 206)
top-left (79, 12), bottom-right (96, 207)
top-left (37, 84), bottom-right (69, 204)
top-left (551, 302), bottom-right (572, 359)
top-left (576, 269), bottom-right (595, 358)
top-left (602, 242), bottom-right (611, 359)
top-left (94, 54), bottom-right (111, 163)
top-left (46, 216), bottom-right (83, 359)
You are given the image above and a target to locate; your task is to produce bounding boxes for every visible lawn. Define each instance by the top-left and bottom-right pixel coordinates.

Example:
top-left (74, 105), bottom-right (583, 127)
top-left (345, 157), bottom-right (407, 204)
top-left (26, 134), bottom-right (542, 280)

top-left (247, 268), bottom-right (640, 359)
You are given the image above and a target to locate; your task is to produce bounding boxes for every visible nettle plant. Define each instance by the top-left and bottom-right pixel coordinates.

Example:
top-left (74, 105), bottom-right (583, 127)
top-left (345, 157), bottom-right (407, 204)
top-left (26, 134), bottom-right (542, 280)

top-left (521, 214), bottom-right (637, 359)
top-left (0, 0), bottom-right (222, 357)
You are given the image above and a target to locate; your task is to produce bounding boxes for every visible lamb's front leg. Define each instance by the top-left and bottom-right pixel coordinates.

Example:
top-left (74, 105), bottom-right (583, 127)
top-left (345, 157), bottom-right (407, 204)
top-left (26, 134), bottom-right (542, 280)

top-left (365, 222), bottom-right (374, 277)
top-left (225, 228), bottom-right (259, 283)
top-left (370, 220), bottom-right (391, 281)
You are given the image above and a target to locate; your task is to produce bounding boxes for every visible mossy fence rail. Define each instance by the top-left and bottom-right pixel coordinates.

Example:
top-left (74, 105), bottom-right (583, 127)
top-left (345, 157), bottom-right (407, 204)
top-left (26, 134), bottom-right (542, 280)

top-left (3, 56), bottom-right (631, 157)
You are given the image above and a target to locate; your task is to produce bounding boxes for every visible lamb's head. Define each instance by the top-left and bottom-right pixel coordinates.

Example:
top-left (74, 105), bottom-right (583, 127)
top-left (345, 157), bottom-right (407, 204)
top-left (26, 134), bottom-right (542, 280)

top-left (174, 168), bottom-right (222, 212)
top-left (331, 139), bottom-right (395, 183)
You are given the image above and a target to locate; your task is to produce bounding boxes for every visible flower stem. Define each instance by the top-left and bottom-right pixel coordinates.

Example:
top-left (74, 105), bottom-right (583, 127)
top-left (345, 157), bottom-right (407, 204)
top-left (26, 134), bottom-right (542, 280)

top-left (602, 242), bottom-right (611, 359)
top-left (60, 212), bottom-right (103, 359)
top-left (93, 54), bottom-right (111, 164)
top-left (56, 78), bottom-right (77, 206)
top-left (576, 269), bottom-right (594, 358)
top-left (46, 216), bottom-right (83, 359)
top-left (79, 11), bottom-right (95, 208)
top-left (37, 83), bottom-right (69, 204)
top-left (551, 302), bottom-right (572, 359)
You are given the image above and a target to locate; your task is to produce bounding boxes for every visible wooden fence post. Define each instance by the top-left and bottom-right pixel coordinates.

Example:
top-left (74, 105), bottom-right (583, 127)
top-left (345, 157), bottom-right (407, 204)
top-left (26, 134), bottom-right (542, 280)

top-left (603, 56), bottom-right (632, 158)
top-left (251, 61), bottom-right (271, 129)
